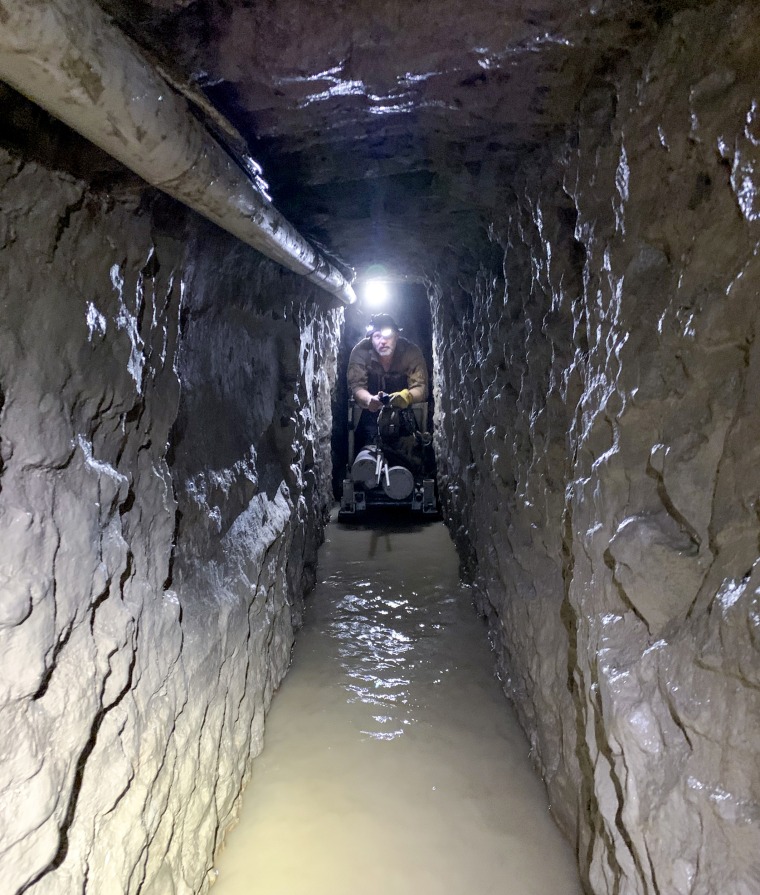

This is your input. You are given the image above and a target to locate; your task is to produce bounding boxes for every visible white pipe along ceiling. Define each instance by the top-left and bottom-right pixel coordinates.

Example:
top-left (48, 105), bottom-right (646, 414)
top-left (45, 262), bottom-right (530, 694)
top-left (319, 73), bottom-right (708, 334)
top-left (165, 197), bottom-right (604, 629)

top-left (0, 0), bottom-right (357, 305)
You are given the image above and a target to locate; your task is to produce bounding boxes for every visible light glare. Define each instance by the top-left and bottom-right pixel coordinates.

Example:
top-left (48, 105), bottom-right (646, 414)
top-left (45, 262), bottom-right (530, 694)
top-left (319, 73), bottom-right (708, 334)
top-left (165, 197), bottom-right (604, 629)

top-left (364, 279), bottom-right (389, 307)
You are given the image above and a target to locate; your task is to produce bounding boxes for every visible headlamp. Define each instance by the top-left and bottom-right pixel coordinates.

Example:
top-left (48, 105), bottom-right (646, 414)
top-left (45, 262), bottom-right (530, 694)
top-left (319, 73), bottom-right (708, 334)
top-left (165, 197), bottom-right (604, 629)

top-left (366, 325), bottom-right (396, 338)
top-left (365, 314), bottom-right (402, 337)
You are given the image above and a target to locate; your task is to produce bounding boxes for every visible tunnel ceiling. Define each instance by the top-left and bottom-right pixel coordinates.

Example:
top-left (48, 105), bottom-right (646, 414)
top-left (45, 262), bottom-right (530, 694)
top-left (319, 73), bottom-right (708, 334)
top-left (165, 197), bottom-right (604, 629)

top-left (99, 0), bottom-right (701, 280)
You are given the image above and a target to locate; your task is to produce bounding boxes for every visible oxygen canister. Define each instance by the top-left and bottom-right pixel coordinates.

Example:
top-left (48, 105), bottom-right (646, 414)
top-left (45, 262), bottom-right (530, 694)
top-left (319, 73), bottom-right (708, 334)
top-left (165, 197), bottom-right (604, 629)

top-left (351, 448), bottom-right (380, 488)
top-left (382, 465), bottom-right (415, 500)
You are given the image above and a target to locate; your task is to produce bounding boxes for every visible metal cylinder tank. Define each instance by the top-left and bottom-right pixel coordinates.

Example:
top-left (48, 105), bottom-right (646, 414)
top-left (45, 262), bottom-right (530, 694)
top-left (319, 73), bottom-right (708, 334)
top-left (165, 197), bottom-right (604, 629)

top-left (351, 448), bottom-right (381, 488)
top-left (382, 466), bottom-right (415, 500)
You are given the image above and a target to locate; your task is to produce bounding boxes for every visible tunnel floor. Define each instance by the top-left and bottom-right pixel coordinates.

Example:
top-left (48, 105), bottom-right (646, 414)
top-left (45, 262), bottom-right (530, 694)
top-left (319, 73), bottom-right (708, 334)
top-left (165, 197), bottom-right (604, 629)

top-left (212, 514), bottom-right (581, 894)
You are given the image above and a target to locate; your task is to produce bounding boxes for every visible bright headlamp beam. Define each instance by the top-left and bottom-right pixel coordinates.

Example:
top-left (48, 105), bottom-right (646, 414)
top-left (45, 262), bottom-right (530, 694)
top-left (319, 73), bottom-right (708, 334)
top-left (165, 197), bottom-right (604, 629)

top-left (363, 279), bottom-right (390, 307)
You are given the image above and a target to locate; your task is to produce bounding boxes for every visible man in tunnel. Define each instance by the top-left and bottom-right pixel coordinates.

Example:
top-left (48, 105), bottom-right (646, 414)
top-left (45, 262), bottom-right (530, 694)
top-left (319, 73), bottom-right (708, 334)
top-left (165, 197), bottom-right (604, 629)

top-left (347, 313), bottom-right (430, 469)
top-left (348, 312), bottom-right (428, 418)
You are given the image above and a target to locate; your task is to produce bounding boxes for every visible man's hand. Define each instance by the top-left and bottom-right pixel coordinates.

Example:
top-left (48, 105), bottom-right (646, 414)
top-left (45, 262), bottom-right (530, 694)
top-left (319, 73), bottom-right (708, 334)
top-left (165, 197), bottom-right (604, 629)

top-left (389, 389), bottom-right (413, 409)
top-left (367, 394), bottom-right (383, 412)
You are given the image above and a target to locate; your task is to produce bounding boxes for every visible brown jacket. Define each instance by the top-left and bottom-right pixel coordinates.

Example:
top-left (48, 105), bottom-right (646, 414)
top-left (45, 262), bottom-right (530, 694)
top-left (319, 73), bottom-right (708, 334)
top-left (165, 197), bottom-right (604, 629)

top-left (347, 337), bottom-right (429, 402)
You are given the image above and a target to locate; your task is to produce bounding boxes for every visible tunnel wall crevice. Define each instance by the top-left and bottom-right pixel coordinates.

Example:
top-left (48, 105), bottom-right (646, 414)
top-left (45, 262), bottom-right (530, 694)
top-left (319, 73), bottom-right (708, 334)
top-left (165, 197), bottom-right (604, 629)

top-left (0, 138), bottom-right (340, 895)
top-left (432, 4), bottom-right (760, 892)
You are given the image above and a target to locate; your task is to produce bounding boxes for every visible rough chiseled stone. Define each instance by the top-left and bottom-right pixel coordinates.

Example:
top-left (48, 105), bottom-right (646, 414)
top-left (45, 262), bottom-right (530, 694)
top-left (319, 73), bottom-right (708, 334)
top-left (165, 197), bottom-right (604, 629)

top-left (3, 1), bottom-right (760, 894)
top-left (0, 145), bottom-right (340, 894)
top-left (433, 5), bottom-right (760, 893)
top-left (97, 0), bottom-right (695, 277)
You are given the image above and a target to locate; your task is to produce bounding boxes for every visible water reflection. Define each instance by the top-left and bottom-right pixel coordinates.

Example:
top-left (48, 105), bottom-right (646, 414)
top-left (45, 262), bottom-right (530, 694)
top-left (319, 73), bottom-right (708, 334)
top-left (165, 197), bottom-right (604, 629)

top-left (212, 518), bottom-right (582, 895)
top-left (328, 578), bottom-right (467, 743)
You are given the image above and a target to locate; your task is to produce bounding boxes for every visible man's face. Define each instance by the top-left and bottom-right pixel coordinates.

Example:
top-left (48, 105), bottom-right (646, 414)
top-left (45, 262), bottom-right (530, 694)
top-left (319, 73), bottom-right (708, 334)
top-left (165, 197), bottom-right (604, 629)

top-left (371, 327), bottom-right (398, 357)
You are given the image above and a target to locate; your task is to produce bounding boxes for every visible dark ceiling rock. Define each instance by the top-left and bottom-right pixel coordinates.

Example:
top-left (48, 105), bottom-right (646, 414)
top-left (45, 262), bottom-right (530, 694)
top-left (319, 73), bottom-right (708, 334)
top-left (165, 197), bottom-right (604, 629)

top-left (97, 0), bottom-right (702, 277)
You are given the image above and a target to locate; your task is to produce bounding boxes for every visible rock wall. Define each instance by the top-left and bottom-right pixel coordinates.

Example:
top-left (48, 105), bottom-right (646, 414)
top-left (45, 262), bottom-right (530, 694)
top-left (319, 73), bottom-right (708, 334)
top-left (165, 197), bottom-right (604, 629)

top-left (0, 134), bottom-right (340, 894)
top-left (432, 3), bottom-right (760, 893)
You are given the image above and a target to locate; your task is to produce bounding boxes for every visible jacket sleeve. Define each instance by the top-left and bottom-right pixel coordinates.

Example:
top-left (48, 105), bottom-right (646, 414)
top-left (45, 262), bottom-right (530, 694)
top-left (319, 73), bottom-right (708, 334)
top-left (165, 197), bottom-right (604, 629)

top-left (347, 345), bottom-right (369, 396)
top-left (404, 344), bottom-right (429, 402)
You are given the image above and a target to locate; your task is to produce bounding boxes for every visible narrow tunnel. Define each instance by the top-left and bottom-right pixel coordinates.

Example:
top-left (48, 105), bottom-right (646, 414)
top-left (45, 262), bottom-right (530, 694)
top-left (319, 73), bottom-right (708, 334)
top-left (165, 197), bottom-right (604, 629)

top-left (1, 1), bottom-right (759, 894)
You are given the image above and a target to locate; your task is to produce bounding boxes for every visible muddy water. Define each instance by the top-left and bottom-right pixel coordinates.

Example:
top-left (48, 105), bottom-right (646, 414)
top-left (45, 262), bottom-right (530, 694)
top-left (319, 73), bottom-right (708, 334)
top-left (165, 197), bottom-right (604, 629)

top-left (213, 517), bottom-right (581, 895)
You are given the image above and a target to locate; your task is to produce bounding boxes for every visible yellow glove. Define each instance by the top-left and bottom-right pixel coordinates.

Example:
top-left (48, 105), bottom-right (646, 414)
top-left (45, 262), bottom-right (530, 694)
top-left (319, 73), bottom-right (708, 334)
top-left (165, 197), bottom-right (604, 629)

top-left (389, 389), bottom-right (413, 409)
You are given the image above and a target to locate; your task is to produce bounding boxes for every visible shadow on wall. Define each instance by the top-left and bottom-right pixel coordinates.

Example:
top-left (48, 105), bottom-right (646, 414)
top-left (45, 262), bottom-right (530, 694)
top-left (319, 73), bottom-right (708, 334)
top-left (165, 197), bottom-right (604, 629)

top-left (167, 222), bottom-right (339, 563)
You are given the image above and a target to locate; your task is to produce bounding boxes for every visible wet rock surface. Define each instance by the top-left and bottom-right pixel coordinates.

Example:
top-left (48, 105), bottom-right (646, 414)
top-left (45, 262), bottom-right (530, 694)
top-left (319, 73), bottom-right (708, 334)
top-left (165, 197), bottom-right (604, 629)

top-left (95, 0), bottom-right (703, 275)
top-left (2, 0), bottom-right (760, 894)
top-left (433, 4), bottom-right (760, 892)
top-left (0, 138), bottom-right (340, 894)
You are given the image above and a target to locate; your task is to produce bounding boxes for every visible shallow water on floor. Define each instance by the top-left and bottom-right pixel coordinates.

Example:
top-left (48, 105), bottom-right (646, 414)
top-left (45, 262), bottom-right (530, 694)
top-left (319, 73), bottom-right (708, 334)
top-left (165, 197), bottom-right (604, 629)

top-left (212, 516), bottom-right (581, 895)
